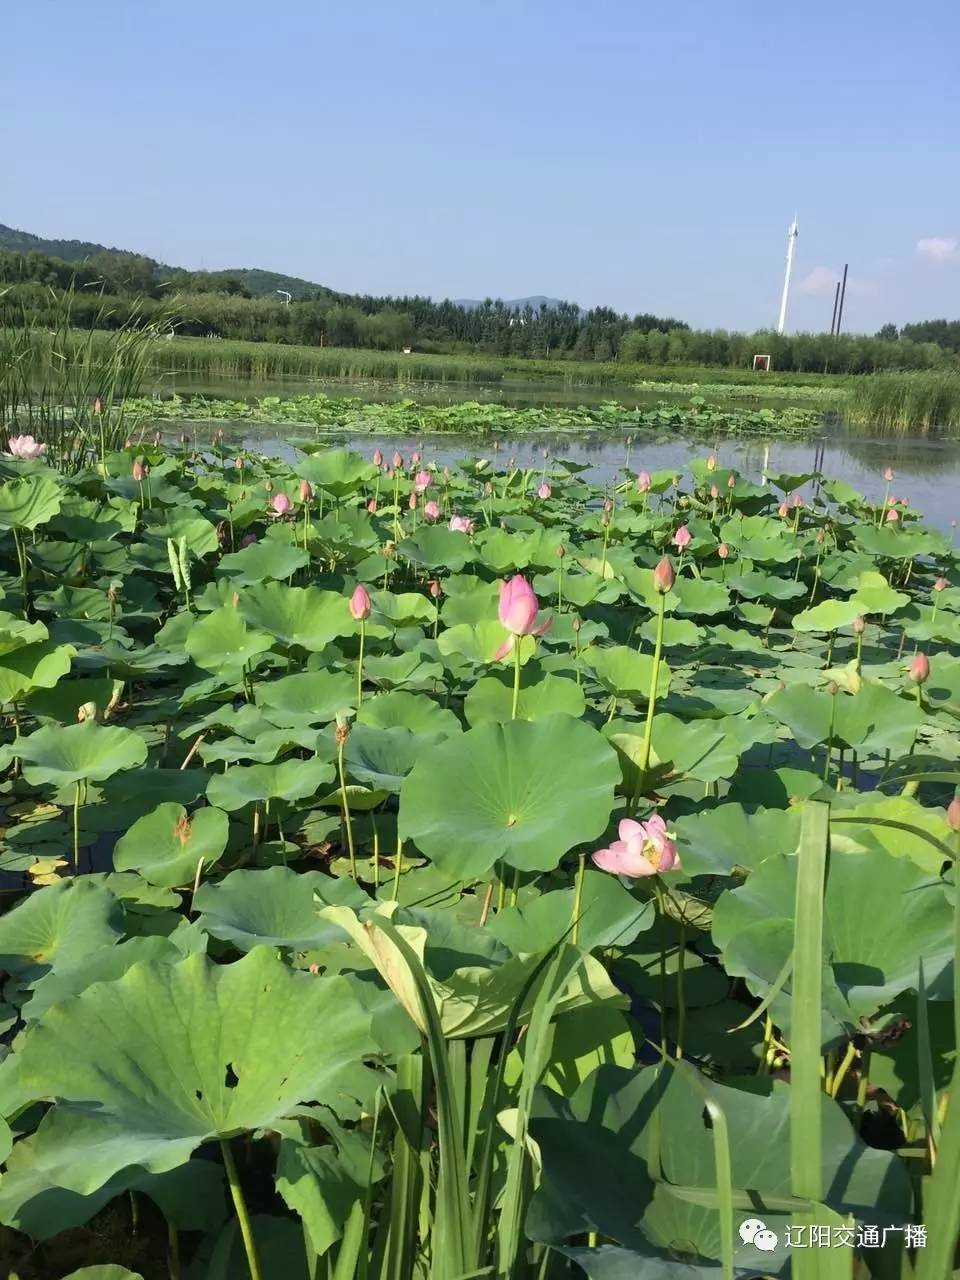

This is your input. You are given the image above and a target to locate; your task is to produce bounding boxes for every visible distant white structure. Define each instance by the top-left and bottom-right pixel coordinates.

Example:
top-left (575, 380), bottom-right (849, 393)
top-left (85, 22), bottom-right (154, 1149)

top-left (276, 290), bottom-right (292, 306)
top-left (776, 218), bottom-right (799, 335)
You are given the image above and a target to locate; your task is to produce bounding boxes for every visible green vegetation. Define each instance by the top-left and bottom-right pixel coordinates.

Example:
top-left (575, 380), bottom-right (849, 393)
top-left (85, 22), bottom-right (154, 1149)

top-left (848, 371), bottom-right (960, 431)
top-left (0, 423), bottom-right (957, 1279)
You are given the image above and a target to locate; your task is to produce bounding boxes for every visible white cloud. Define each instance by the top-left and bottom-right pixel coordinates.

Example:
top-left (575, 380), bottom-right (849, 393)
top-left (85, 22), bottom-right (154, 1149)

top-left (916, 236), bottom-right (958, 263)
top-left (799, 266), bottom-right (839, 296)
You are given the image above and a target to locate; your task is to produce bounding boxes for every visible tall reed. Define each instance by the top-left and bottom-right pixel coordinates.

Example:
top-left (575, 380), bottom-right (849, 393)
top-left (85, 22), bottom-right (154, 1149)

top-left (847, 371), bottom-right (960, 431)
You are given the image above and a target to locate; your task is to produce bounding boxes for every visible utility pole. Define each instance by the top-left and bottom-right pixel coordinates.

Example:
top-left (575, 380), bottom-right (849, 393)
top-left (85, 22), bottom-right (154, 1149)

top-left (834, 265), bottom-right (849, 338)
top-left (776, 217), bottom-right (799, 335)
top-left (829, 281), bottom-right (840, 336)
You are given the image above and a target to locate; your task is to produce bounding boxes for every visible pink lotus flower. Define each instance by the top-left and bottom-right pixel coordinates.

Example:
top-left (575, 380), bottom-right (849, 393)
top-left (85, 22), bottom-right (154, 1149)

top-left (885, 507), bottom-right (899, 524)
top-left (934, 577), bottom-right (948, 592)
top-left (373, 449), bottom-right (383, 467)
top-left (423, 500), bottom-right (440, 520)
top-left (603, 498), bottom-right (614, 513)
top-left (717, 542), bottom-right (729, 560)
top-left (132, 459), bottom-right (146, 482)
top-left (653, 556), bottom-right (675, 593)
top-left (672, 525), bottom-right (692, 550)
top-left (853, 615), bottom-right (866, 634)
top-left (727, 473), bottom-right (736, 488)
top-left (349, 583), bottom-right (372, 621)
top-left (883, 467), bottom-right (894, 481)
top-left (5, 435), bottom-right (47, 460)
top-left (448, 515), bottom-right (474, 534)
top-left (367, 498), bottom-right (378, 513)
top-left (414, 470), bottom-right (432, 494)
top-left (948, 796), bottom-right (960, 831)
top-left (494, 574), bottom-right (552, 659)
top-left (537, 482), bottom-right (551, 499)
top-left (270, 492), bottom-right (292, 516)
top-left (592, 815), bottom-right (680, 878)
top-left (299, 479), bottom-right (313, 502)
top-left (706, 454), bottom-right (718, 471)
top-left (392, 451), bottom-right (403, 470)
top-left (637, 470), bottom-right (651, 493)
top-left (909, 652), bottom-right (930, 684)
top-left (428, 578), bottom-right (441, 599)
top-left (408, 491), bottom-right (417, 510)
top-left (778, 502), bottom-right (790, 519)
top-left (410, 451), bottom-right (421, 466)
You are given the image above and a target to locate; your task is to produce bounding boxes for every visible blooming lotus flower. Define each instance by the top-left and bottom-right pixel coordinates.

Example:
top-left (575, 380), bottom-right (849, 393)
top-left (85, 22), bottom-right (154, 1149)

top-left (373, 449), bottom-right (383, 467)
top-left (653, 556), bottom-right (675, 593)
top-left (270, 492), bottom-right (292, 516)
top-left (637, 470), bottom-right (651, 493)
top-left (717, 542), bottom-right (729, 560)
top-left (592, 815), bottom-right (680, 878)
top-left (367, 498), bottom-right (378, 513)
top-left (494, 574), bottom-right (552, 660)
top-left (5, 435), bottom-right (47, 460)
top-left (299, 479), bottom-right (313, 502)
top-left (423, 500), bottom-right (440, 520)
top-left (414, 470), bottom-right (432, 494)
top-left (909, 652), bottom-right (930, 684)
top-left (449, 515), bottom-right (474, 534)
top-left (537, 482), bottom-right (551, 499)
top-left (349, 583), bottom-right (372, 621)
top-left (672, 525), bottom-right (692, 550)
top-left (885, 507), bottom-right (899, 524)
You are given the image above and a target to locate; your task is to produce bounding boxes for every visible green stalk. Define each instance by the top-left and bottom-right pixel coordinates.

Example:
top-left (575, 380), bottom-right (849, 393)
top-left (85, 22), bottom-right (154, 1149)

top-left (571, 850), bottom-right (586, 945)
top-left (337, 734), bottom-right (357, 879)
top-left (219, 1138), bottom-right (262, 1280)
top-left (72, 780), bottom-right (81, 870)
top-left (511, 640), bottom-right (522, 720)
top-left (12, 526), bottom-right (29, 618)
top-left (633, 590), bottom-right (666, 809)
top-left (357, 618), bottom-right (365, 707)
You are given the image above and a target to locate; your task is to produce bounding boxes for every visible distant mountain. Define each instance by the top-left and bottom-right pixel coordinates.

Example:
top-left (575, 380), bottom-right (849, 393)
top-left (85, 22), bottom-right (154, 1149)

top-left (453, 295), bottom-right (570, 313)
top-left (0, 223), bottom-right (327, 300)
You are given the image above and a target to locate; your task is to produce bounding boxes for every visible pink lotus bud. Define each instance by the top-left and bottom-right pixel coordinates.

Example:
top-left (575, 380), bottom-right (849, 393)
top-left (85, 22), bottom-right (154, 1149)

top-left (537, 482), bottom-right (551, 499)
top-left (778, 503), bottom-right (790, 518)
top-left (93, 397), bottom-right (103, 416)
top-left (132, 460), bottom-right (145, 481)
top-left (373, 449), bottom-right (383, 467)
top-left (717, 542), bottom-right (729, 560)
top-left (270, 492), bottom-right (292, 515)
top-left (367, 498), bottom-right (378, 513)
top-left (392, 451), bottom-right (403, 470)
top-left (408, 491), bottom-right (417, 510)
top-left (853, 615), bottom-right (866, 634)
top-left (637, 470), bottom-right (651, 493)
top-left (909, 653), bottom-right (930, 684)
top-left (653, 556), bottom-right (675, 593)
top-left (792, 494), bottom-right (803, 509)
top-left (428, 578), bottom-right (441, 599)
top-left (709, 484), bottom-right (719, 500)
top-left (496, 575), bottom-right (551, 650)
top-left (349, 583), bottom-right (372, 621)
top-left (885, 507), bottom-right (899, 524)
top-left (815, 528), bottom-right (825, 543)
top-left (947, 796), bottom-right (960, 831)
top-left (235, 456), bottom-right (244, 469)
top-left (883, 467), bottom-right (894, 481)
top-left (727, 473), bottom-right (736, 488)
top-left (672, 525), bottom-right (692, 550)
top-left (414, 470), bottom-right (432, 493)
top-left (603, 498), bottom-right (614, 512)
top-left (448, 515), bottom-right (474, 534)
top-left (572, 615), bottom-right (582, 632)
top-left (423, 500), bottom-right (440, 520)
top-left (410, 451), bottom-right (421, 465)
top-left (706, 454), bottom-right (717, 471)
top-left (483, 481), bottom-right (493, 495)
top-left (934, 577), bottom-right (947, 592)
top-left (299, 479), bottom-right (313, 502)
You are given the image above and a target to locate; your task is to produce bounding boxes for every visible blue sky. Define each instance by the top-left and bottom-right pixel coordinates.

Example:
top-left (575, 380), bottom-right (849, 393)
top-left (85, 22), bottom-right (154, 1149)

top-left (4, 0), bottom-right (958, 332)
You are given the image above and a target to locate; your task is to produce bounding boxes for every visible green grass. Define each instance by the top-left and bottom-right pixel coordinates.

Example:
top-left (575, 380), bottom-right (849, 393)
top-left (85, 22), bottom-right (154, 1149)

top-left (847, 371), bottom-right (960, 430)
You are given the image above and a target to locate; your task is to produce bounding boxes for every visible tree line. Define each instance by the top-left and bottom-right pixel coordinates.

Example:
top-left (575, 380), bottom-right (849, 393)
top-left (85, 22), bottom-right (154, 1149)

top-left (0, 248), bottom-right (956, 373)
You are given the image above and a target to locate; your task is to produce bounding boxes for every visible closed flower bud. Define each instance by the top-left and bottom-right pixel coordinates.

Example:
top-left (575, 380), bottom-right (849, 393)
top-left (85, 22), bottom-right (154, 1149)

top-left (909, 652), bottom-right (930, 684)
top-left (717, 542), bottom-right (729, 559)
top-left (653, 556), bottom-right (675, 593)
top-left (349, 584), bottom-right (372, 621)
top-left (947, 795), bottom-right (960, 831)
top-left (853, 615), bottom-right (866, 634)
top-left (299, 479), bottom-right (313, 502)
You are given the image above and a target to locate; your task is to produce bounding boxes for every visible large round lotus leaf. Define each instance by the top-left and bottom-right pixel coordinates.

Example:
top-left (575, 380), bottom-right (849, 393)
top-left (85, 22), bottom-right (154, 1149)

top-left (765, 682), bottom-right (923, 754)
top-left (184, 606), bottom-right (273, 672)
top-left (726, 570), bottom-right (806, 602)
top-left (101, 767), bottom-right (211, 822)
top-left (673, 803), bottom-right (802, 876)
top-left (475, 527), bottom-right (535, 572)
top-left (712, 846), bottom-right (954, 1025)
top-left (0, 878), bottom-right (123, 976)
top-left (0, 640), bottom-right (76, 703)
top-left (195, 867), bottom-right (366, 951)
top-left (0, 476), bottom-right (62, 530)
top-left (671, 578), bottom-right (730, 617)
top-left (489, 870), bottom-right (653, 954)
top-left (17, 947), bottom-right (376, 1194)
top-left (439, 580), bottom-right (500, 626)
top-left (255, 669), bottom-right (355, 724)
top-left (637, 616), bottom-right (702, 648)
top-left (849, 570), bottom-right (911, 616)
top-left (527, 1063), bottom-right (910, 1271)
top-left (438, 621), bottom-right (536, 667)
top-left (297, 448), bottom-right (378, 496)
top-left (399, 525), bottom-right (475, 572)
top-left (605, 713), bottom-right (740, 789)
top-left (16, 721), bottom-right (148, 787)
top-left (344, 724), bottom-right (438, 793)
top-left (399, 713), bottom-right (619, 875)
top-left (791, 597), bottom-right (865, 633)
top-left (55, 1267), bottom-right (143, 1279)
top-left (357, 690), bottom-right (462, 737)
top-left (206, 757), bottom-right (334, 810)
top-left (113, 803), bottom-right (229, 887)
top-left (370, 590), bottom-right (435, 628)
top-left (587, 646), bottom-right (671, 701)
top-left (217, 539), bottom-right (309, 585)
top-left (26, 676), bottom-right (123, 724)
top-left (464, 669), bottom-right (586, 726)
top-left (829, 794), bottom-right (953, 874)
top-left (236, 582), bottom-right (353, 651)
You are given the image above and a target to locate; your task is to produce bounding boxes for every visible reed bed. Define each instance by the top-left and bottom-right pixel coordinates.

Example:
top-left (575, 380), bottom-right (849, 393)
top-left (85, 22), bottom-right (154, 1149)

top-left (847, 371), bottom-right (960, 431)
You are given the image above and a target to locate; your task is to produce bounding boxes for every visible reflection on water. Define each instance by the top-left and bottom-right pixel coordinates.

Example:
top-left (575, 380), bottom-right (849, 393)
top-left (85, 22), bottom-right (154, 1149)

top-left (213, 422), bottom-right (960, 534)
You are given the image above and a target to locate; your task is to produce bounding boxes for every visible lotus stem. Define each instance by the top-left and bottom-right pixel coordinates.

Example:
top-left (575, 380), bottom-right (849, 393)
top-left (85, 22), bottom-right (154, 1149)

top-left (572, 850), bottom-right (586, 945)
top-left (372, 819), bottom-right (380, 889)
top-left (356, 618), bottom-right (365, 707)
top-left (219, 1138), bottom-right (263, 1280)
top-left (633, 589), bottom-right (666, 809)
top-left (337, 733), bottom-right (357, 879)
top-left (168, 1220), bottom-right (181, 1280)
top-left (72, 781), bottom-right (81, 870)
top-left (392, 836), bottom-right (403, 898)
top-left (829, 1040), bottom-right (858, 1098)
top-left (13, 527), bottom-right (29, 618)
top-left (823, 693), bottom-right (838, 783)
top-left (511, 641), bottom-right (522, 720)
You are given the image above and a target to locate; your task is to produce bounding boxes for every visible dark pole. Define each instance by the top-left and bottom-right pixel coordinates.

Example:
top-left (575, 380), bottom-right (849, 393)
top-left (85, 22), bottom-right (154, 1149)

top-left (835, 264), bottom-right (849, 338)
top-left (829, 281), bottom-right (840, 336)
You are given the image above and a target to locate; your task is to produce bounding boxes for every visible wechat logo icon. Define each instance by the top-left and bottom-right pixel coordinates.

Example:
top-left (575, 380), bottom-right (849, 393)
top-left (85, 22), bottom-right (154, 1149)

top-left (740, 1218), bottom-right (779, 1252)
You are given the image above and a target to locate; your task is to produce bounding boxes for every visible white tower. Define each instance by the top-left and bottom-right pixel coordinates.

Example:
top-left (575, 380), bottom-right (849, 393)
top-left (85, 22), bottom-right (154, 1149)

top-left (776, 218), bottom-right (799, 334)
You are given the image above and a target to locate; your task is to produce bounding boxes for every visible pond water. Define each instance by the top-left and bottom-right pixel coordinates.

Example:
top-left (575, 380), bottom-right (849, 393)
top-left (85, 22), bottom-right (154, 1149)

top-left (160, 373), bottom-right (960, 533)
